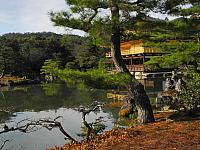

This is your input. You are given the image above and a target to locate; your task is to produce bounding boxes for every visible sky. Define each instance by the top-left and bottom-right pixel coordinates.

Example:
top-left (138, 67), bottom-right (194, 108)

top-left (0, 0), bottom-right (174, 36)
top-left (0, 0), bottom-right (71, 35)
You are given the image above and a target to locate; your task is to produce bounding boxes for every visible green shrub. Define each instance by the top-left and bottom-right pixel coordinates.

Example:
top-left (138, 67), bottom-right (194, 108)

top-left (41, 59), bottom-right (132, 89)
top-left (178, 72), bottom-right (200, 111)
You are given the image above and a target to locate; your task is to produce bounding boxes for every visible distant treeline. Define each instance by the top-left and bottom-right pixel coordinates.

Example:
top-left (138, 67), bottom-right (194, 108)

top-left (0, 32), bottom-right (105, 79)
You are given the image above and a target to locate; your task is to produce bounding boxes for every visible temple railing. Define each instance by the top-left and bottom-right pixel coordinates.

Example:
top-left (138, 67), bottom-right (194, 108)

top-left (106, 47), bottom-right (159, 58)
top-left (107, 65), bottom-right (144, 72)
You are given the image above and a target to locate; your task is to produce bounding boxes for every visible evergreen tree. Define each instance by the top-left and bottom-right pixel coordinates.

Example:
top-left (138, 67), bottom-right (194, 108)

top-left (77, 38), bottom-right (104, 70)
top-left (0, 45), bottom-right (15, 77)
top-left (0, 32), bottom-right (83, 77)
top-left (144, 0), bottom-right (200, 72)
top-left (49, 0), bottom-right (166, 123)
top-left (141, 0), bottom-right (200, 112)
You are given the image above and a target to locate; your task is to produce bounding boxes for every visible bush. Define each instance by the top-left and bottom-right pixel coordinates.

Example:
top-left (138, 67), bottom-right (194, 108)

top-left (178, 73), bottom-right (200, 111)
top-left (41, 59), bottom-right (132, 89)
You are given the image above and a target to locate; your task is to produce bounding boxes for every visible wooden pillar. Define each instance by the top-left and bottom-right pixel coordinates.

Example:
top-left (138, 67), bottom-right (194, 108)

top-left (143, 54), bottom-right (145, 63)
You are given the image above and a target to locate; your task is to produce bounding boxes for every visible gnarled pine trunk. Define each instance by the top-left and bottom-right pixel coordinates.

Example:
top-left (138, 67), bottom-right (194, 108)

top-left (111, 1), bottom-right (155, 124)
top-left (0, 69), bottom-right (5, 78)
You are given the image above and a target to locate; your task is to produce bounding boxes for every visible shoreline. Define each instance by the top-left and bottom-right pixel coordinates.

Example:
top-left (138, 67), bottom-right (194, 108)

top-left (48, 111), bottom-right (200, 150)
top-left (0, 76), bottom-right (40, 87)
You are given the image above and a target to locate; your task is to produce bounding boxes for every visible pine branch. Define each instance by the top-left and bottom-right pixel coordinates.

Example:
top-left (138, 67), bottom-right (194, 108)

top-left (75, 102), bottom-right (105, 140)
top-left (0, 139), bottom-right (9, 150)
top-left (0, 117), bottom-right (78, 143)
top-left (88, 8), bottom-right (98, 23)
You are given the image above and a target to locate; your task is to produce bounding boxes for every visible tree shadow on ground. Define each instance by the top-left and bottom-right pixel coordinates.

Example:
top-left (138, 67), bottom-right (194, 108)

top-left (168, 108), bottom-right (200, 121)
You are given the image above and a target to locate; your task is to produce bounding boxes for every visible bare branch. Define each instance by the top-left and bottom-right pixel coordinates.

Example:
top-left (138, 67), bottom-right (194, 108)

top-left (54, 116), bottom-right (63, 121)
top-left (76, 103), bottom-right (104, 121)
top-left (0, 118), bottom-right (78, 143)
top-left (75, 102), bottom-right (105, 141)
top-left (0, 102), bottom-right (105, 145)
top-left (0, 139), bottom-right (9, 150)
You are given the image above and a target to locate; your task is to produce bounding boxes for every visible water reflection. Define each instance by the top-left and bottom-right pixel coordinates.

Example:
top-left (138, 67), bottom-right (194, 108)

top-left (0, 84), bottom-right (116, 150)
top-left (0, 84), bottom-right (109, 112)
top-left (0, 79), bottom-right (165, 150)
top-left (106, 78), bottom-right (166, 102)
top-left (105, 78), bottom-right (166, 126)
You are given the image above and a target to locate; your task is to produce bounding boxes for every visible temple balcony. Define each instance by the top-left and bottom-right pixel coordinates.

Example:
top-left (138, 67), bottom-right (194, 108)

top-left (106, 40), bottom-right (160, 58)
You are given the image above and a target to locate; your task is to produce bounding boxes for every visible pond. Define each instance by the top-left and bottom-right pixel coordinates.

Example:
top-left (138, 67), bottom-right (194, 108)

top-left (0, 83), bottom-right (121, 150)
top-left (0, 78), bottom-right (165, 150)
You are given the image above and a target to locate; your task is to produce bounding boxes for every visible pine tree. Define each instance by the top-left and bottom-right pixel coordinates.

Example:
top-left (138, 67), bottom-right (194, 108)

top-left (49, 0), bottom-right (166, 123)
top-left (144, 0), bottom-right (200, 72)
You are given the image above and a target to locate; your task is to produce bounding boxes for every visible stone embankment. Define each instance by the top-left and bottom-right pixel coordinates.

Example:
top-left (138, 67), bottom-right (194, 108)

top-left (0, 76), bottom-right (39, 86)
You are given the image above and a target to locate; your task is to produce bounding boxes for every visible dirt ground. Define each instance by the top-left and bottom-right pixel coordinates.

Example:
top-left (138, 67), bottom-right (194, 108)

top-left (49, 111), bottom-right (200, 150)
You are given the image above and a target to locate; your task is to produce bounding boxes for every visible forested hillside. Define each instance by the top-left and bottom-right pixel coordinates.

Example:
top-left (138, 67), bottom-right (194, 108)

top-left (0, 32), bottom-right (104, 79)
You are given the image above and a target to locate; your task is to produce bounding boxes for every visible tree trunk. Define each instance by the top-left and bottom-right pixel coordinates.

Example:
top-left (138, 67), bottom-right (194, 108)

top-left (127, 82), bottom-right (155, 123)
top-left (0, 69), bottom-right (5, 78)
top-left (0, 56), bottom-right (7, 78)
top-left (110, 1), bottom-right (155, 124)
top-left (197, 33), bottom-right (200, 43)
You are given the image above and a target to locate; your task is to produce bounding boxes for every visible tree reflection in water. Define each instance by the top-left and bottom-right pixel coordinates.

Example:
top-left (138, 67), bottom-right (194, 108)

top-left (0, 84), bottom-right (117, 150)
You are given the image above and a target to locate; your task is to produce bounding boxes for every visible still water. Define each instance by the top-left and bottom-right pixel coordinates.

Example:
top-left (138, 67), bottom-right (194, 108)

top-left (0, 78), bottom-right (165, 150)
top-left (0, 83), bottom-right (119, 150)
